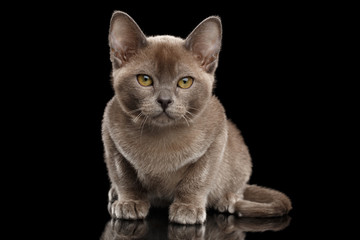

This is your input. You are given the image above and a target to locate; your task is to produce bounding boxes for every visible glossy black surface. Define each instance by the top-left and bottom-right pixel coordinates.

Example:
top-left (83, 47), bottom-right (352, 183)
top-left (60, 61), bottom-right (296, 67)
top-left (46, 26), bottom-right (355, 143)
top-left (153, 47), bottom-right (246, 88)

top-left (100, 209), bottom-right (291, 240)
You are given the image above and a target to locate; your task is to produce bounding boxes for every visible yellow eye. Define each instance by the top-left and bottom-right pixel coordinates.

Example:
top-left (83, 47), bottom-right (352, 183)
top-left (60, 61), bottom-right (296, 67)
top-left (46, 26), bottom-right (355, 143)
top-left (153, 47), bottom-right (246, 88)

top-left (137, 74), bottom-right (153, 87)
top-left (177, 77), bottom-right (194, 89)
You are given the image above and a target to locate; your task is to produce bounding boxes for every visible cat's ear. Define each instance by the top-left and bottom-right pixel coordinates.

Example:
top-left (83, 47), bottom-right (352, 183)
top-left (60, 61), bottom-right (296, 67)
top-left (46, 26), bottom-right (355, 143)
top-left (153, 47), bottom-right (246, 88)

top-left (185, 16), bottom-right (222, 73)
top-left (109, 11), bottom-right (147, 69)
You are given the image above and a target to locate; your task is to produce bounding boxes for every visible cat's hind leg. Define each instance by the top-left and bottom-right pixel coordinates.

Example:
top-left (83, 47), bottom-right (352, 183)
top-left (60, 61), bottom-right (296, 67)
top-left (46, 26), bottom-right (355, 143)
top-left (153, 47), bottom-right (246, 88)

top-left (214, 192), bottom-right (243, 214)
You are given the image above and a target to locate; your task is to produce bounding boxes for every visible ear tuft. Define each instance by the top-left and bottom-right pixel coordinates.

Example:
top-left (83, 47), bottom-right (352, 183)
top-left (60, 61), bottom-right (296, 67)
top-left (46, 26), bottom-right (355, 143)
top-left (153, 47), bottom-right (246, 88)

top-left (185, 16), bottom-right (222, 73)
top-left (109, 11), bottom-right (147, 69)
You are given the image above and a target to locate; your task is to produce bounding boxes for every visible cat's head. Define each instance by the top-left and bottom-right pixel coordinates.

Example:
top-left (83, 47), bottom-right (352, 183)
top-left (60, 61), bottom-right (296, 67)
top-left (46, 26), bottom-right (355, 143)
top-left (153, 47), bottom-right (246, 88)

top-left (109, 11), bottom-right (222, 127)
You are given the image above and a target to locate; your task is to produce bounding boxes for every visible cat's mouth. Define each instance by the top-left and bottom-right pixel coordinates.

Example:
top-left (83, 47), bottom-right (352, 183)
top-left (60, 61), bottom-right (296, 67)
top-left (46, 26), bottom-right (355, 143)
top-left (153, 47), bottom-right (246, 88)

top-left (154, 111), bottom-right (175, 120)
top-left (138, 109), bottom-right (188, 127)
top-left (151, 111), bottom-right (179, 126)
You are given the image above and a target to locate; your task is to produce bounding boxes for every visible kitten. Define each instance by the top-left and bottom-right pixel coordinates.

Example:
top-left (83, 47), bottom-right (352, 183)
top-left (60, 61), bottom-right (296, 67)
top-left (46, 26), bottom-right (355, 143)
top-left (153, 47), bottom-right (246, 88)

top-left (102, 11), bottom-right (292, 224)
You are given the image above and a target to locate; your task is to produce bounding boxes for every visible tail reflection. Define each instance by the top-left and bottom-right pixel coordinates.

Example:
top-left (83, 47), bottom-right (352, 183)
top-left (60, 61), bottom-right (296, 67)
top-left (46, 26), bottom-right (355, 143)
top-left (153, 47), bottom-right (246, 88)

top-left (101, 209), bottom-right (291, 240)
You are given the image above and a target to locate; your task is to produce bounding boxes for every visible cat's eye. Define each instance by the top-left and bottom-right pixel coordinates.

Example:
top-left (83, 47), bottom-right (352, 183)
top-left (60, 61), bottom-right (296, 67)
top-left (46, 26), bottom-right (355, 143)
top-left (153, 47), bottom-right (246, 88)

top-left (177, 77), bottom-right (194, 89)
top-left (137, 74), bottom-right (153, 87)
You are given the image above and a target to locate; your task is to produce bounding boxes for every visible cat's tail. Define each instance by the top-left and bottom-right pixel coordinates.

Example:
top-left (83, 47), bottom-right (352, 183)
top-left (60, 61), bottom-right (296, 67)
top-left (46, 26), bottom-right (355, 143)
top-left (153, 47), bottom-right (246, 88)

top-left (234, 185), bottom-right (292, 217)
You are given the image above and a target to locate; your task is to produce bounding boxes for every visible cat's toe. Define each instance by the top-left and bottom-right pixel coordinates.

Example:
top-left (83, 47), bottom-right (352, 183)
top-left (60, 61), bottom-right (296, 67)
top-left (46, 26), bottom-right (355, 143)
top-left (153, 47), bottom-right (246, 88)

top-left (169, 202), bottom-right (206, 224)
top-left (110, 200), bottom-right (150, 219)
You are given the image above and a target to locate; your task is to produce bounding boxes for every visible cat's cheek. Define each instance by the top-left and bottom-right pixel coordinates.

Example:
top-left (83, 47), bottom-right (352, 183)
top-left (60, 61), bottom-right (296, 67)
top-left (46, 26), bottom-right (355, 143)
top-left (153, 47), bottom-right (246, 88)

top-left (188, 90), bottom-right (211, 113)
top-left (114, 90), bottom-right (140, 115)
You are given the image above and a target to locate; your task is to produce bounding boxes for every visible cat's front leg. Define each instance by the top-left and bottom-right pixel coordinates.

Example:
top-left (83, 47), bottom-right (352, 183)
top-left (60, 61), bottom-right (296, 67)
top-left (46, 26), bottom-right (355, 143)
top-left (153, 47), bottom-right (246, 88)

top-left (169, 169), bottom-right (209, 224)
top-left (106, 162), bottom-right (150, 220)
top-left (110, 198), bottom-right (150, 220)
top-left (103, 128), bottom-right (150, 220)
top-left (106, 155), bottom-right (150, 220)
top-left (169, 201), bottom-right (207, 225)
top-left (169, 134), bottom-right (226, 224)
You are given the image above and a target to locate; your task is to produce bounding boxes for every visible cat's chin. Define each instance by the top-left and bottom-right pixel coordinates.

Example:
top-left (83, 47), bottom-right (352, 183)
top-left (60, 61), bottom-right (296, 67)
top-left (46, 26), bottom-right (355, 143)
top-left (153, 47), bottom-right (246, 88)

top-left (151, 112), bottom-right (176, 126)
top-left (149, 111), bottom-right (188, 127)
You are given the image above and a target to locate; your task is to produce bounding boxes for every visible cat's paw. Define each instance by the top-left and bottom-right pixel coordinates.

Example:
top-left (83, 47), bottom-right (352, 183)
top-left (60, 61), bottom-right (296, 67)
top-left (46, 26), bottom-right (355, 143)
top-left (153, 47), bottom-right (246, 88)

top-left (169, 202), bottom-right (206, 224)
top-left (214, 193), bottom-right (238, 214)
top-left (110, 200), bottom-right (150, 220)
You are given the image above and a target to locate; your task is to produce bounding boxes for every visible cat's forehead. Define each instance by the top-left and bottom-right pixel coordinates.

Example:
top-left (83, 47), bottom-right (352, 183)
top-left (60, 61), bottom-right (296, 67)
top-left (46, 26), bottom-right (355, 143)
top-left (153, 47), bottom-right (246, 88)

top-left (142, 36), bottom-right (194, 79)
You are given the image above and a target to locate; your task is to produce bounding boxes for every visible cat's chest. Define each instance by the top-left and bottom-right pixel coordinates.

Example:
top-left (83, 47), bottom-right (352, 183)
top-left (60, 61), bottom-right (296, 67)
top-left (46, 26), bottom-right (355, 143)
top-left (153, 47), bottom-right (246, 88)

top-left (115, 126), bottom-right (209, 174)
top-left (139, 166), bottom-right (190, 204)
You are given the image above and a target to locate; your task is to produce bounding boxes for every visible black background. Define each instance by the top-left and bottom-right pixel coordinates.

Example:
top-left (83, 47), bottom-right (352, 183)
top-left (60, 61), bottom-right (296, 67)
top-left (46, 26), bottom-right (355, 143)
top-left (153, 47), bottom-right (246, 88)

top-left (10, 2), bottom-right (337, 239)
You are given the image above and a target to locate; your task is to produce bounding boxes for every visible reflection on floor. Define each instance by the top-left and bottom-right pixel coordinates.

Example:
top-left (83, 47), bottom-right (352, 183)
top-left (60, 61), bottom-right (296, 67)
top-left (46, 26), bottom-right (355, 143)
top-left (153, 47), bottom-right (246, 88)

top-left (100, 208), bottom-right (291, 240)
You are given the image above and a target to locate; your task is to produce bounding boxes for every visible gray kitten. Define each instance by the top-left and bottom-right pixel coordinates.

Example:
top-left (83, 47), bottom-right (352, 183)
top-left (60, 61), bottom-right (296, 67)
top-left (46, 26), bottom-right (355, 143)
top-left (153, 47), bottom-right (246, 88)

top-left (102, 11), bottom-right (292, 224)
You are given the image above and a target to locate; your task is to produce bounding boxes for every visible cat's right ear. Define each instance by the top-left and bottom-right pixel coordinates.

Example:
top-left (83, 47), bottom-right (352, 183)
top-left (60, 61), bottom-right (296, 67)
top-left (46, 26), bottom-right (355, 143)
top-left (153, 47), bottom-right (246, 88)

top-left (109, 11), bottom-right (147, 69)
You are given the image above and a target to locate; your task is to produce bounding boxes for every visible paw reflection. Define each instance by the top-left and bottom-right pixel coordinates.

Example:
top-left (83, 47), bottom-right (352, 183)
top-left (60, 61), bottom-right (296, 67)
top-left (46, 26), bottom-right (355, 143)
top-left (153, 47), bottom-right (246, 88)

top-left (102, 219), bottom-right (148, 240)
top-left (168, 224), bottom-right (205, 240)
top-left (101, 209), bottom-right (291, 240)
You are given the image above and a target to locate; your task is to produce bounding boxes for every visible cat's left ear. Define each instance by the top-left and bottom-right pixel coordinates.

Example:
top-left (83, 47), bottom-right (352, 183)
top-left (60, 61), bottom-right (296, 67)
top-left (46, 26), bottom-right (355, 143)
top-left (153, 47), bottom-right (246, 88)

top-left (185, 16), bottom-right (222, 73)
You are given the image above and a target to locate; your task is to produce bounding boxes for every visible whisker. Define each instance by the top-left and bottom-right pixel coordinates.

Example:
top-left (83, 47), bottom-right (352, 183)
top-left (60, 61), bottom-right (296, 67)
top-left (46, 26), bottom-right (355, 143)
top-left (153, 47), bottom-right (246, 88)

top-left (185, 110), bottom-right (195, 117)
top-left (127, 108), bottom-right (142, 114)
top-left (182, 115), bottom-right (190, 127)
top-left (188, 106), bottom-right (200, 111)
top-left (140, 115), bottom-right (149, 136)
top-left (133, 112), bottom-right (143, 123)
